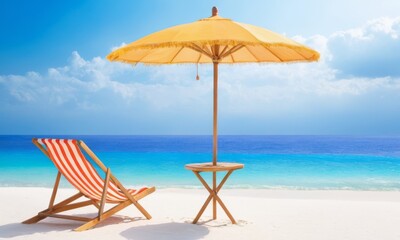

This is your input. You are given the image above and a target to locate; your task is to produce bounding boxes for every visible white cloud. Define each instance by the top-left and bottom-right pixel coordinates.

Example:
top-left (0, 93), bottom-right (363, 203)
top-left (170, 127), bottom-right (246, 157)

top-left (332, 17), bottom-right (400, 40)
top-left (0, 51), bottom-right (139, 106)
top-left (328, 17), bottom-right (400, 77)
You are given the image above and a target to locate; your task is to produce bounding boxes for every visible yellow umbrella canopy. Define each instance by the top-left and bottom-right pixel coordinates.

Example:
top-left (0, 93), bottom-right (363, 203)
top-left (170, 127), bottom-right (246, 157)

top-left (107, 9), bottom-right (319, 64)
top-left (107, 7), bottom-right (320, 166)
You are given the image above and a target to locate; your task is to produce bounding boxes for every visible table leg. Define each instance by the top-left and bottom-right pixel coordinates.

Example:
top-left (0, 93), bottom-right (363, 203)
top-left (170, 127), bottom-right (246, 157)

top-left (193, 194), bottom-right (213, 224)
top-left (192, 170), bottom-right (237, 224)
top-left (213, 171), bottom-right (217, 220)
top-left (215, 193), bottom-right (236, 224)
top-left (217, 170), bottom-right (233, 192)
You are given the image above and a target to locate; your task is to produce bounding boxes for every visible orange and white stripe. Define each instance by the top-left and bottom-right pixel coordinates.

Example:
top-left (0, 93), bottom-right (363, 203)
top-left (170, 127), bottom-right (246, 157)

top-left (38, 139), bottom-right (147, 203)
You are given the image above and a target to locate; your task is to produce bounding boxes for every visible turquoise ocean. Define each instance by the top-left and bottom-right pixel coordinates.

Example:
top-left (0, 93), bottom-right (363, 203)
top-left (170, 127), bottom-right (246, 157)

top-left (1, 135), bottom-right (400, 190)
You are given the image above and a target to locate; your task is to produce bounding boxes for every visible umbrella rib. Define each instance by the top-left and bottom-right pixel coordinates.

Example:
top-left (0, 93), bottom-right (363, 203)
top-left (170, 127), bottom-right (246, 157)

top-left (202, 46), bottom-right (214, 58)
top-left (218, 45), bottom-right (229, 58)
top-left (292, 48), bottom-right (312, 61)
top-left (169, 46), bottom-right (185, 64)
top-left (263, 46), bottom-right (284, 62)
top-left (189, 43), bottom-right (204, 53)
top-left (230, 53), bottom-right (235, 63)
top-left (220, 45), bottom-right (245, 59)
top-left (188, 44), bottom-right (213, 59)
top-left (135, 49), bottom-right (157, 64)
top-left (243, 45), bottom-right (261, 62)
top-left (210, 45), bottom-right (216, 56)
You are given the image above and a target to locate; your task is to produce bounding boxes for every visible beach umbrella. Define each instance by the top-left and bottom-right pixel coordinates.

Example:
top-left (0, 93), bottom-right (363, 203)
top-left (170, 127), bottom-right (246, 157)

top-left (107, 7), bottom-right (319, 221)
top-left (107, 7), bottom-right (319, 165)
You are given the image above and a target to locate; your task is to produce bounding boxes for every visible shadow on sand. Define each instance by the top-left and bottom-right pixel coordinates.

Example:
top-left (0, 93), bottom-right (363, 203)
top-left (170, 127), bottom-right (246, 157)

top-left (0, 216), bottom-right (144, 238)
top-left (120, 222), bottom-right (209, 240)
top-left (0, 221), bottom-right (75, 238)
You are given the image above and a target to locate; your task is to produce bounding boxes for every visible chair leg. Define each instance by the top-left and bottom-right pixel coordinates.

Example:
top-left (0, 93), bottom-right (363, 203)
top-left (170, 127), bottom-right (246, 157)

top-left (23, 172), bottom-right (63, 224)
top-left (115, 185), bottom-right (154, 220)
top-left (22, 192), bottom-right (83, 224)
top-left (74, 199), bottom-right (132, 231)
top-left (75, 193), bottom-right (154, 231)
top-left (25, 188), bottom-right (155, 231)
top-left (98, 168), bottom-right (111, 220)
top-left (22, 215), bottom-right (48, 224)
top-left (74, 218), bottom-right (102, 232)
top-left (131, 200), bottom-right (152, 220)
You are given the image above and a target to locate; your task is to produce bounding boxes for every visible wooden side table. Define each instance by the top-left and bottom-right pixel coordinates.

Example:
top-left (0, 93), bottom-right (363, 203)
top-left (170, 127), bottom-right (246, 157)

top-left (185, 162), bottom-right (244, 224)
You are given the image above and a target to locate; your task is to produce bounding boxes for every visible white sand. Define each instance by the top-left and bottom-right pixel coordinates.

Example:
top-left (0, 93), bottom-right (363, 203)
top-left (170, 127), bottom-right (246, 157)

top-left (1, 187), bottom-right (400, 240)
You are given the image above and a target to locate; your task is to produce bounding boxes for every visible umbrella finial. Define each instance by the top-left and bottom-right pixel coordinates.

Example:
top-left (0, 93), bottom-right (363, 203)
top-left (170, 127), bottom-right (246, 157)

top-left (212, 6), bottom-right (218, 16)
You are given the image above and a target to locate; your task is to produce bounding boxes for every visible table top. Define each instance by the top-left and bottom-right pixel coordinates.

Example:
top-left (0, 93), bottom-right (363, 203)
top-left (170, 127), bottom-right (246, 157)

top-left (185, 162), bottom-right (244, 172)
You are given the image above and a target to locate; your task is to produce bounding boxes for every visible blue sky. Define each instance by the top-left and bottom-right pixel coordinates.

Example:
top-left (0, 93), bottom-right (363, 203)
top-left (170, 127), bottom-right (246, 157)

top-left (1, 0), bottom-right (400, 135)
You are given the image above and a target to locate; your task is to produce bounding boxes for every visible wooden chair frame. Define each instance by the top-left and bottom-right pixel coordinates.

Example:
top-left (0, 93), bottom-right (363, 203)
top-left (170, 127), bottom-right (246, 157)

top-left (23, 139), bottom-right (155, 231)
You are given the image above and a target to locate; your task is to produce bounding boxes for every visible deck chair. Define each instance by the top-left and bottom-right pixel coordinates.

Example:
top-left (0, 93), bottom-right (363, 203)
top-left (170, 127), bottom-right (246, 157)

top-left (23, 138), bottom-right (156, 231)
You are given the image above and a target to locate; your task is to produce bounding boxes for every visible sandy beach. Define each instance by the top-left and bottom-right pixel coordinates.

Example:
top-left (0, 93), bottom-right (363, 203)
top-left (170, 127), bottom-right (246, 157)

top-left (1, 188), bottom-right (400, 240)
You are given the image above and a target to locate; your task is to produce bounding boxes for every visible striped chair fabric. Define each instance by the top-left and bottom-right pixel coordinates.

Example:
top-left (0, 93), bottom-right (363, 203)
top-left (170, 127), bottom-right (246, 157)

top-left (38, 138), bottom-right (147, 203)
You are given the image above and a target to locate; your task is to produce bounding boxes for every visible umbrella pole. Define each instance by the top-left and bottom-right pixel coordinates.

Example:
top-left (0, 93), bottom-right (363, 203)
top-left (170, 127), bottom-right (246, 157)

top-left (212, 61), bottom-right (218, 219)
top-left (213, 61), bottom-right (218, 166)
